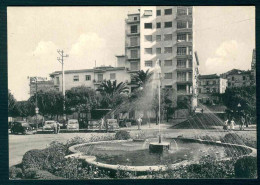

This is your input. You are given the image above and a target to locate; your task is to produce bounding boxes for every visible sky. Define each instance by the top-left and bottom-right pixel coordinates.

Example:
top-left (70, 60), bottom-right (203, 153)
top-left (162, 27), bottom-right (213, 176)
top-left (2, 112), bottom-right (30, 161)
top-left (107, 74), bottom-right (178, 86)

top-left (8, 6), bottom-right (255, 101)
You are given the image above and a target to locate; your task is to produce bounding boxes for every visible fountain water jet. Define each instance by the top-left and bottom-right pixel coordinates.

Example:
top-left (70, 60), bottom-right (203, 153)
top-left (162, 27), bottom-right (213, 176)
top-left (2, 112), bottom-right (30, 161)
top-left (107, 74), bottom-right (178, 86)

top-left (149, 59), bottom-right (170, 153)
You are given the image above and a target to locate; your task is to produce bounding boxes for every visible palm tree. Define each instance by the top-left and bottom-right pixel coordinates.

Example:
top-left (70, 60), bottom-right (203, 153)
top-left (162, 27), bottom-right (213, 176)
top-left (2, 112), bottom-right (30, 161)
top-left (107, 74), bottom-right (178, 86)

top-left (132, 69), bottom-right (153, 88)
top-left (96, 80), bottom-right (129, 108)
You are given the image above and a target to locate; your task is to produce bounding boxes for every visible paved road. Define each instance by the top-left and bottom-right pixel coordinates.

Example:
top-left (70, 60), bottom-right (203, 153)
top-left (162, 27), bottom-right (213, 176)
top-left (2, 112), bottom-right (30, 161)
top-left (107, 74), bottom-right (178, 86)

top-left (9, 124), bottom-right (256, 167)
top-left (9, 132), bottom-right (114, 167)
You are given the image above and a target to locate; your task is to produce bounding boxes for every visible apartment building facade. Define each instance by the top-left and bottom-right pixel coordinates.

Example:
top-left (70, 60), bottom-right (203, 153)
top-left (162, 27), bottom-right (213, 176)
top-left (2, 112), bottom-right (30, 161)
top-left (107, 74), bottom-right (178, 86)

top-left (49, 66), bottom-right (131, 92)
top-left (220, 69), bottom-right (254, 88)
top-left (197, 74), bottom-right (227, 104)
top-left (124, 6), bottom-right (195, 108)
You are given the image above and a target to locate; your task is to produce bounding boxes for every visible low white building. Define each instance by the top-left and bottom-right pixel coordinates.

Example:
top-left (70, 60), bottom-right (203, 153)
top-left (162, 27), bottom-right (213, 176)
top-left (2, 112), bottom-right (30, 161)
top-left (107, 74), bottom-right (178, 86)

top-left (49, 66), bottom-right (131, 92)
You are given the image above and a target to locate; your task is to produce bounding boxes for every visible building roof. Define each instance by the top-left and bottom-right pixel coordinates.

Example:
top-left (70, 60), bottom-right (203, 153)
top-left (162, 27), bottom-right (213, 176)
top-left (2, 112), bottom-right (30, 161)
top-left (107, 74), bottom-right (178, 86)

top-left (226, 69), bottom-right (251, 76)
top-left (49, 66), bottom-right (128, 77)
top-left (198, 74), bottom-right (220, 79)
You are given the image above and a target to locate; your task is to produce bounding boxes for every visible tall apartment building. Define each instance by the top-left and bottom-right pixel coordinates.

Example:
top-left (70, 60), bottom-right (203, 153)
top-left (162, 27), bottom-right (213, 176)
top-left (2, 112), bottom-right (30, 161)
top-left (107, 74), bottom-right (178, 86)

top-left (251, 49), bottom-right (256, 79)
top-left (123, 6), bottom-right (195, 108)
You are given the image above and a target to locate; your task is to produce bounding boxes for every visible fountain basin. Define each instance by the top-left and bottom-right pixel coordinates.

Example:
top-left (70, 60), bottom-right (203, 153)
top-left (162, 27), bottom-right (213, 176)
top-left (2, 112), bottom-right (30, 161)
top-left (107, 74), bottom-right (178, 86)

top-left (149, 142), bottom-right (170, 153)
top-left (68, 138), bottom-right (256, 173)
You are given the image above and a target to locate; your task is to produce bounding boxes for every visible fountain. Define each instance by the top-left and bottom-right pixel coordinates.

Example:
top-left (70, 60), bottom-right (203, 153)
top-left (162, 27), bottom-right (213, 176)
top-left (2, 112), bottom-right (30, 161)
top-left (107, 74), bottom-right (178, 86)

top-left (149, 59), bottom-right (170, 153)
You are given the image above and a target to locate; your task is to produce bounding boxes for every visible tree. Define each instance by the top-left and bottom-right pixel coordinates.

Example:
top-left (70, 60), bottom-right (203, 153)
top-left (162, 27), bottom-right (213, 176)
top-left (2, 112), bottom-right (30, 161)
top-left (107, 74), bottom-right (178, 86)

top-left (132, 69), bottom-right (153, 88)
top-left (221, 86), bottom-right (256, 123)
top-left (29, 90), bottom-right (64, 119)
top-left (66, 86), bottom-right (99, 114)
top-left (16, 101), bottom-right (34, 118)
top-left (96, 80), bottom-right (129, 109)
top-left (8, 90), bottom-right (18, 117)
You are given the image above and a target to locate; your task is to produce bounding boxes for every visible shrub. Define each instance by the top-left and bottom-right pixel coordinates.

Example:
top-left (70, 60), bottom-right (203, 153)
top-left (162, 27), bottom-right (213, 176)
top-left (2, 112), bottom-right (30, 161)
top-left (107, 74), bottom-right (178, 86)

top-left (22, 149), bottom-right (47, 170)
top-left (9, 166), bottom-right (23, 179)
top-left (66, 136), bottom-right (87, 152)
top-left (115, 130), bottom-right (130, 140)
top-left (234, 156), bottom-right (257, 178)
top-left (24, 168), bottom-right (63, 179)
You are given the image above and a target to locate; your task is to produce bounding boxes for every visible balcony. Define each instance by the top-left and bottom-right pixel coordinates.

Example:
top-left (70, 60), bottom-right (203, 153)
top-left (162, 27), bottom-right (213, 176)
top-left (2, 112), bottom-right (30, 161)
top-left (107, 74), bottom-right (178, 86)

top-left (126, 32), bottom-right (140, 36)
top-left (176, 79), bottom-right (192, 84)
top-left (177, 40), bottom-right (192, 46)
top-left (125, 19), bottom-right (140, 24)
top-left (176, 67), bottom-right (192, 72)
top-left (126, 44), bottom-right (140, 49)
top-left (93, 79), bottom-right (105, 85)
top-left (176, 54), bottom-right (192, 59)
top-left (176, 28), bottom-right (192, 34)
top-left (177, 90), bottom-right (192, 96)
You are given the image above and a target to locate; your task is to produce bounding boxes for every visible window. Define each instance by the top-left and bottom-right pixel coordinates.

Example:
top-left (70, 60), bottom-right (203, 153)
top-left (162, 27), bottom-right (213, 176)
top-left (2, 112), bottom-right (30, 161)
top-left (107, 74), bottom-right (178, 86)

top-left (156, 35), bottom-right (161, 41)
top-left (156, 10), bottom-right (161, 16)
top-left (177, 84), bottom-right (186, 91)
top-left (144, 10), bottom-right (152, 16)
top-left (145, 61), bottom-right (153, 67)
top-left (130, 50), bottom-right (138, 58)
top-left (134, 17), bottom-right (138, 21)
top-left (56, 77), bottom-right (60, 84)
top-left (177, 21), bottom-right (187, 29)
top-left (130, 37), bottom-right (138, 46)
top-left (164, 8), bottom-right (172, 15)
top-left (85, 75), bottom-right (91, 81)
top-left (145, 48), bottom-right (152, 54)
top-left (164, 34), bottom-right (172, 41)
top-left (177, 47), bottom-right (187, 55)
top-left (156, 22), bottom-right (161, 28)
top-left (144, 23), bottom-right (152, 29)
top-left (164, 47), bottom-right (172, 54)
top-left (188, 21), bottom-right (192, 28)
top-left (188, 8), bottom-right (192, 15)
top-left (110, 73), bottom-right (116, 80)
top-left (144, 35), bottom-right (152, 42)
top-left (165, 85), bottom-right (172, 89)
top-left (188, 59), bottom-right (192, 68)
top-left (164, 60), bottom-right (172, 66)
top-left (97, 74), bottom-right (103, 82)
top-left (156, 48), bottom-right (161, 54)
top-left (177, 72), bottom-right (186, 81)
top-left (232, 77), bottom-right (235, 81)
top-left (177, 33), bottom-right (186, 41)
top-left (164, 73), bottom-right (173, 79)
top-left (177, 59), bottom-right (186, 68)
top-left (177, 8), bottom-right (187, 16)
top-left (130, 62), bottom-right (139, 71)
top-left (131, 25), bottom-right (138, 33)
top-left (164, 21), bottom-right (172, 28)
top-left (243, 76), bottom-right (246, 80)
top-left (188, 46), bottom-right (192, 55)
top-left (188, 33), bottom-right (192, 41)
top-left (73, 75), bottom-right (79, 82)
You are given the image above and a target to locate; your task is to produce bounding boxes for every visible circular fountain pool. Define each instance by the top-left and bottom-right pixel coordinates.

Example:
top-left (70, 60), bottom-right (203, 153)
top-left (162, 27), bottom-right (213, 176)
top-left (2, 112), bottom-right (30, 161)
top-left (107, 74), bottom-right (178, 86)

top-left (68, 138), bottom-right (256, 172)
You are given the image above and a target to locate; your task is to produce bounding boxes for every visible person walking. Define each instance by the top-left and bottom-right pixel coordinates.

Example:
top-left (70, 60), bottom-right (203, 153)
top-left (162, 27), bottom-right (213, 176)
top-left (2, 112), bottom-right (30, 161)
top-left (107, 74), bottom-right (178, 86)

top-left (53, 121), bottom-right (57, 134)
top-left (241, 116), bottom-right (245, 130)
top-left (223, 119), bottom-right (228, 131)
top-left (230, 119), bottom-right (236, 131)
top-left (57, 122), bottom-right (60, 134)
top-left (137, 117), bottom-right (142, 130)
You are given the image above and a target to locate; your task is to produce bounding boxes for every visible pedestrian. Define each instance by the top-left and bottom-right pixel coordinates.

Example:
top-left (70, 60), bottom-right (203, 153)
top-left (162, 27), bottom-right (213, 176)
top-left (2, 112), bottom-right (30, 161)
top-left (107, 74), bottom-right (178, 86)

top-left (201, 109), bottom-right (204, 114)
top-left (100, 118), bottom-right (104, 130)
top-left (223, 119), bottom-right (228, 131)
top-left (57, 122), bottom-right (60, 134)
top-left (230, 119), bottom-right (236, 131)
top-left (227, 120), bottom-right (231, 131)
top-left (241, 116), bottom-right (245, 130)
top-left (137, 117), bottom-right (142, 130)
top-left (53, 122), bottom-right (57, 134)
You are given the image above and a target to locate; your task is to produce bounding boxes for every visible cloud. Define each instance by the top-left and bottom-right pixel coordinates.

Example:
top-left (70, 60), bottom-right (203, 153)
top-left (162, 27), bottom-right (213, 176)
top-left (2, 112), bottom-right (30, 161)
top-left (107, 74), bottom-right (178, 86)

top-left (70, 33), bottom-right (106, 56)
top-left (204, 40), bottom-right (251, 74)
top-left (33, 41), bottom-right (57, 56)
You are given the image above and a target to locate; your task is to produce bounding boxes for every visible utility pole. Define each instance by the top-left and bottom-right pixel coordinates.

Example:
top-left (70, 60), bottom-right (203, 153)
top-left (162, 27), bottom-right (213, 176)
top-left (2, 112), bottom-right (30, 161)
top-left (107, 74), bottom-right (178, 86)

top-left (57, 49), bottom-right (69, 120)
top-left (28, 76), bottom-right (39, 130)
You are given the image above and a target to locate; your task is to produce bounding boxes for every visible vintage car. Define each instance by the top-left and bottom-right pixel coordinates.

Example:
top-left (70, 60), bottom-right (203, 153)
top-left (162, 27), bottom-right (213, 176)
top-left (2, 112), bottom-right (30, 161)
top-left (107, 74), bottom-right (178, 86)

top-left (43, 120), bottom-right (59, 131)
top-left (67, 119), bottom-right (79, 131)
top-left (10, 121), bottom-right (36, 135)
top-left (106, 119), bottom-right (119, 132)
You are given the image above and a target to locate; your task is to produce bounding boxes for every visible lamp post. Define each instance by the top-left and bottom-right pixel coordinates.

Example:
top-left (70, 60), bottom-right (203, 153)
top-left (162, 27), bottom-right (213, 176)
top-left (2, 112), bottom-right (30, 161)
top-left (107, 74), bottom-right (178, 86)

top-left (28, 76), bottom-right (39, 130)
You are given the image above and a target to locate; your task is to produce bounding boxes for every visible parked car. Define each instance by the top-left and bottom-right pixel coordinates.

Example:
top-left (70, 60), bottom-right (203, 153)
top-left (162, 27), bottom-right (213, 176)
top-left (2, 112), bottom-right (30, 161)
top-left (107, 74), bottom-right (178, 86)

top-left (106, 119), bottom-right (119, 132)
top-left (43, 120), bottom-right (59, 131)
top-left (10, 121), bottom-right (36, 135)
top-left (67, 119), bottom-right (79, 130)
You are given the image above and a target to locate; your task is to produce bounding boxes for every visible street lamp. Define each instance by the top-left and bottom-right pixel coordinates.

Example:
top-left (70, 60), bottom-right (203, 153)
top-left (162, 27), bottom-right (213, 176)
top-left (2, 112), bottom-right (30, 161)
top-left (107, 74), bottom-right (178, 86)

top-left (28, 76), bottom-right (39, 130)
